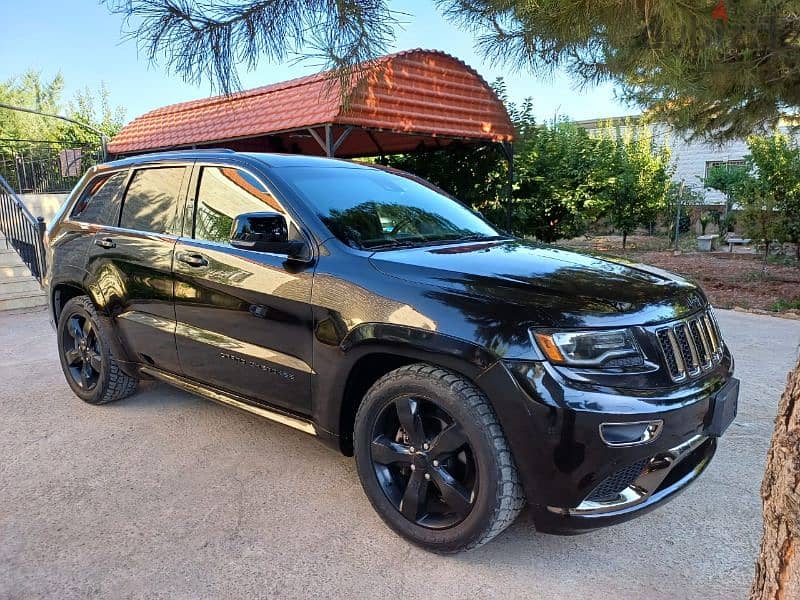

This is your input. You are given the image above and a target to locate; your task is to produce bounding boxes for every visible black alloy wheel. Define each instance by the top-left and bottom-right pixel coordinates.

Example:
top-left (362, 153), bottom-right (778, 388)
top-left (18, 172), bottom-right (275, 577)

top-left (56, 295), bottom-right (138, 405)
top-left (354, 364), bottom-right (525, 553)
top-left (370, 395), bottom-right (477, 529)
top-left (61, 313), bottom-right (102, 392)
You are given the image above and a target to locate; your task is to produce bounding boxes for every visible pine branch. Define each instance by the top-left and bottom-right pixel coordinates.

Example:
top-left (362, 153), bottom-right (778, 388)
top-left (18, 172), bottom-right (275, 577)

top-left (103, 0), bottom-right (399, 96)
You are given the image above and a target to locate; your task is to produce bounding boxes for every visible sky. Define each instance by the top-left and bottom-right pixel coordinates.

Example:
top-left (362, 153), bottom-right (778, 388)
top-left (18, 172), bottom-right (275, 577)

top-left (1, 1), bottom-right (635, 124)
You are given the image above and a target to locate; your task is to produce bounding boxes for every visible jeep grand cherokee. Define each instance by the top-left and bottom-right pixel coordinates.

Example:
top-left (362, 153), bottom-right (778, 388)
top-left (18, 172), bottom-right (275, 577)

top-left (45, 151), bottom-right (738, 553)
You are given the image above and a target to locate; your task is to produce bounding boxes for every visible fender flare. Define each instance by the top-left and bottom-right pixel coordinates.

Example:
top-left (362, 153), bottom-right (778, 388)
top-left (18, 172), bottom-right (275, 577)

top-left (312, 322), bottom-right (499, 452)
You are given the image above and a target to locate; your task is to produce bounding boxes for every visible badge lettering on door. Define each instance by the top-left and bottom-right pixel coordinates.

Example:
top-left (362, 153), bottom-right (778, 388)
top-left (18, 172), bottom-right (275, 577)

top-left (219, 352), bottom-right (295, 381)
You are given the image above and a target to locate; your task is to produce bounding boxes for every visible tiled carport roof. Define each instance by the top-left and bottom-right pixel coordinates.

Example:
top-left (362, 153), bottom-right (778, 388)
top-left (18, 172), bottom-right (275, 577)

top-left (108, 49), bottom-right (515, 157)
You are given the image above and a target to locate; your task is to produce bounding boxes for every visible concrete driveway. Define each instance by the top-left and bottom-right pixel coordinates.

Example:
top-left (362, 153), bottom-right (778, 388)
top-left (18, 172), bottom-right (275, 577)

top-left (1, 308), bottom-right (798, 599)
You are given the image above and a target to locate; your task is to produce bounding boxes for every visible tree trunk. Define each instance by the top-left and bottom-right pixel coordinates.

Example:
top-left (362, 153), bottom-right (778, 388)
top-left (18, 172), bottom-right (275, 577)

top-left (750, 358), bottom-right (800, 600)
top-left (622, 231), bottom-right (628, 250)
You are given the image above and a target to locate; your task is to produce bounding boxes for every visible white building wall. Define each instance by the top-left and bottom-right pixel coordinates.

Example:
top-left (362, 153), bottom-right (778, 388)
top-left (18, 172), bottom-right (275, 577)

top-left (578, 117), bottom-right (753, 205)
top-left (658, 125), bottom-right (749, 204)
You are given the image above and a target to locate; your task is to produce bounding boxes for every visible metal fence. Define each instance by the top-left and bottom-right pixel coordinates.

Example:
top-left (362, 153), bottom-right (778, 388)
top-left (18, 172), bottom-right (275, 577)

top-left (0, 140), bottom-right (103, 194)
top-left (0, 173), bottom-right (47, 282)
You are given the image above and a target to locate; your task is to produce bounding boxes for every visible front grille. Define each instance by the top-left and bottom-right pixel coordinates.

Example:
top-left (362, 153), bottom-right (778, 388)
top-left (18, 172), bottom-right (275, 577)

top-left (586, 458), bottom-right (650, 502)
top-left (655, 309), bottom-right (723, 381)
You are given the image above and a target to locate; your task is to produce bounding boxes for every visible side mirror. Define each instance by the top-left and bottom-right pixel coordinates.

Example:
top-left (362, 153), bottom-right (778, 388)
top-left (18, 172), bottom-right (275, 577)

top-left (230, 212), bottom-right (307, 259)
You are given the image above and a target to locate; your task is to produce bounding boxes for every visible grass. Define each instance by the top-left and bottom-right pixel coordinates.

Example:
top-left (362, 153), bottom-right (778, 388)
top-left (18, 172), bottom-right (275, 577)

top-left (770, 298), bottom-right (800, 312)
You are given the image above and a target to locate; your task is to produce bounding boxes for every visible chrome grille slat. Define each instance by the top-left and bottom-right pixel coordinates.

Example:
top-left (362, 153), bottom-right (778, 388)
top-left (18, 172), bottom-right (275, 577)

top-left (688, 319), bottom-right (710, 367)
top-left (665, 329), bottom-right (686, 380)
top-left (676, 322), bottom-right (700, 374)
top-left (655, 309), bottom-right (724, 382)
top-left (702, 314), bottom-right (721, 357)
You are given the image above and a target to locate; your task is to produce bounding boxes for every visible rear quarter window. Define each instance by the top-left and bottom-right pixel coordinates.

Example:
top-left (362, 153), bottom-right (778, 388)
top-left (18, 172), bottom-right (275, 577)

top-left (70, 170), bottom-right (128, 225)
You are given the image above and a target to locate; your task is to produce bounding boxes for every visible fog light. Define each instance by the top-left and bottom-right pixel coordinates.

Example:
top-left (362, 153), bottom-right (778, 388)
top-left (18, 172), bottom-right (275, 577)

top-left (599, 420), bottom-right (663, 447)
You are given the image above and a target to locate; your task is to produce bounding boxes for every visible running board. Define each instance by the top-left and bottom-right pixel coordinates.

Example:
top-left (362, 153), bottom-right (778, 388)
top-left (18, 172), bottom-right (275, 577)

top-left (140, 366), bottom-right (317, 436)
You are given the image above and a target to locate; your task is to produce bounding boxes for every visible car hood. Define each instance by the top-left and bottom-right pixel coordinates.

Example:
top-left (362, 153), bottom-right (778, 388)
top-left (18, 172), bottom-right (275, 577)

top-left (369, 239), bottom-right (706, 329)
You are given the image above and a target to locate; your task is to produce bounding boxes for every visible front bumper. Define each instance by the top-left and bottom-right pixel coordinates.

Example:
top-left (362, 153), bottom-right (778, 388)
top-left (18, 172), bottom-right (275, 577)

top-left (539, 433), bottom-right (716, 533)
top-left (474, 349), bottom-right (736, 534)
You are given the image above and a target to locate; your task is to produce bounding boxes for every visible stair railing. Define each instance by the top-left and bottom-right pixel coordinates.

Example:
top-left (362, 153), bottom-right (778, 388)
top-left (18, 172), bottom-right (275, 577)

top-left (0, 173), bottom-right (47, 283)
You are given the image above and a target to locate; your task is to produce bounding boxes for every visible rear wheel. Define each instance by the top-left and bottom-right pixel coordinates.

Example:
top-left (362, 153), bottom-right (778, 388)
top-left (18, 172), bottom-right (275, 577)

top-left (57, 295), bottom-right (137, 405)
top-left (354, 363), bottom-right (525, 553)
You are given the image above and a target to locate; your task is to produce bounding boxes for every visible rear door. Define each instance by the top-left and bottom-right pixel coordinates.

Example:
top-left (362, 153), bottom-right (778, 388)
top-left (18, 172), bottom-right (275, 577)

top-left (173, 163), bottom-right (314, 414)
top-left (85, 164), bottom-right (189, 374)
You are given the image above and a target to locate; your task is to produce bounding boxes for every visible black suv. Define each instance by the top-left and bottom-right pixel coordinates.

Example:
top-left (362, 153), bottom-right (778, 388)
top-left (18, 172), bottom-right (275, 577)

top-left (46, 150), bottom-right (738, 552)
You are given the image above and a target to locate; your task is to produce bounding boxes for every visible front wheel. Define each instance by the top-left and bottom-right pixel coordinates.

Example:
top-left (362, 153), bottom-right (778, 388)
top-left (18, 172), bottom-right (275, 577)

top-left (354, 364), bottom-right (525, 553)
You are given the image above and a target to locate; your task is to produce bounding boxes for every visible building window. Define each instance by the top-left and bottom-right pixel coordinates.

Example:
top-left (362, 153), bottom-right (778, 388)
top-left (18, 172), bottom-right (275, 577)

top-left (705, 159), bottom-right (746, 179)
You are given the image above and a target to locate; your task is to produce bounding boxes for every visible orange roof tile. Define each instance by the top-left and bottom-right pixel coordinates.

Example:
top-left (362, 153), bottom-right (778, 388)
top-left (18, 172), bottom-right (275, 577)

top-left (108, 49), bottom-right (514, 155)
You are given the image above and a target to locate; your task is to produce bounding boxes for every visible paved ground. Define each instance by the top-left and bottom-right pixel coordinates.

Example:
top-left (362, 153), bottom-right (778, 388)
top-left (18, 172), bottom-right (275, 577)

top-left (1, 309), bottom-right (799, 600)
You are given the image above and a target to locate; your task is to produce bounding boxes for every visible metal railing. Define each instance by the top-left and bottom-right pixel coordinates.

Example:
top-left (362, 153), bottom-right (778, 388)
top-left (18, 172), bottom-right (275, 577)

top-left (0, 140), bottom-right (102, 194)
top-left (0, 173), bottom-right (47, 283)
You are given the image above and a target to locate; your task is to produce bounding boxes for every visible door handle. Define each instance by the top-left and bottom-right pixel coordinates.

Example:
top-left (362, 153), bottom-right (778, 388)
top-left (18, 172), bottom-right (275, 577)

top-left (177, 252), bottom-right (208, 267)
top-left (94, 237), bottom-right (116, 249)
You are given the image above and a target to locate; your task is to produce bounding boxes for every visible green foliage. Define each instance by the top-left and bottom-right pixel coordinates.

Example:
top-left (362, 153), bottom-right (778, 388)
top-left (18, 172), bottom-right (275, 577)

top-left (594, 124), bottom-right (673, 248)
top-left (379, 143), bottom-right (506, 214)
top-left (705, 133), bottom-right (800, 257)
top-left (747, 134), bottom-right (800, 255)
top-left (0, 70), bottom-right (64, 142)
top-left (665, 182), bottom-right (704, 235)
top-left (385, 83), bottom-right (673, 244)
top-left (438, 1), bottom-right (800, 142)
top-left (770, 298), bottom-right (800, 312)
top-left (704, 163), bottom-right (750, 212)
top-left (57, 84), bottom-right (127, 146)
top-left (0, 71), bottom-right (125, 148)
top-left (509, 119), bottom-right (610, 242)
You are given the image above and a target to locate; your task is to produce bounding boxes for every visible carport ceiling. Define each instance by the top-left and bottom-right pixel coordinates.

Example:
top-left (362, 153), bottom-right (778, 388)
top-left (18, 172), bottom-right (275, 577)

top-left (107, 49), bottom-right (515, 158)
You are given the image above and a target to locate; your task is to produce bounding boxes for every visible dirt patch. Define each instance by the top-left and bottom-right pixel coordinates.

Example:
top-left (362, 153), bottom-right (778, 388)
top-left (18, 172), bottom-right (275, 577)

top-left (559, 235), bottom-right (800, 314)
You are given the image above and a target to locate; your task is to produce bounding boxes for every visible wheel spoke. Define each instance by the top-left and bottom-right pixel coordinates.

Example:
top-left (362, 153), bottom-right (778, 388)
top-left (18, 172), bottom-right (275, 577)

top-left (82, 319), bottom-right (94, 341)
top-left (80, 363), bottom-right (91, 388)
top-left (429, 423), bottom-right (467, 458)
top-left (67, 317), bottom-right (83, 341)
top-left (400, 468), bottom-right (429, 521)
top-left (431, 466), bottom-right (472, 518)
top-left (371, 436), bottom-right (413, 465)
top-left (395, 397), bottom-right (425, 447)
top-left (65, 348), bottom-right (82, 366)
top-left (88, 351), bottom-right (102, 373)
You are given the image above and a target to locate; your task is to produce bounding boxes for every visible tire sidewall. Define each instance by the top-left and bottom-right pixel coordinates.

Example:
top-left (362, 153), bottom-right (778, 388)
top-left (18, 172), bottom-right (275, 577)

top-left (354, 372), bottom-right (503, 553)
top-left (57, 297), bottom-right (110, 404)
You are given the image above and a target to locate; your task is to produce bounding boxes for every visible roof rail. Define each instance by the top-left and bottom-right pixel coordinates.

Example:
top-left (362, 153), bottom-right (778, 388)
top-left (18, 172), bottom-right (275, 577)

top-left (149, 148), bottom-right (236, 154)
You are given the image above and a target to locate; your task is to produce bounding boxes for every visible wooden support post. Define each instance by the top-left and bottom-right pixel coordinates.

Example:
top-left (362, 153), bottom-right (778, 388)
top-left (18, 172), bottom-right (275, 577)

top-left (501, 142), bottom-right (514, 234)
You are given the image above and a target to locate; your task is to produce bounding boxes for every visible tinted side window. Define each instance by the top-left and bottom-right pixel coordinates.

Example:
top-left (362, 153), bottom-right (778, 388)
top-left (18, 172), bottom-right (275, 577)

top-left (120, 167), bottom-right (186, 234)
top-left (194, 166), bottom-right (285, 243)
top-left (70, 170), bottom-right (128, 225)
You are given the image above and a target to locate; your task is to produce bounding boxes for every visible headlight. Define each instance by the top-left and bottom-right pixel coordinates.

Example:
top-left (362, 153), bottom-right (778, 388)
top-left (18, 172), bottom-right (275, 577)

top-left (532, 328), bottom-right (644, 367)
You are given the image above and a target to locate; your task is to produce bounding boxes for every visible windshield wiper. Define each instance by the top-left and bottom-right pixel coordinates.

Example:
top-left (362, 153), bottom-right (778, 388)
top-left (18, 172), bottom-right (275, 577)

top-left (422, 234), bottom-right (510, 245)
top-left (363, 239), bottom-right (423, 250)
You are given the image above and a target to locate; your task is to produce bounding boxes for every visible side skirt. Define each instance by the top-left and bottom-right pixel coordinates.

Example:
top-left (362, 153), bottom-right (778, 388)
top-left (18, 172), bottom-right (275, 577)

top-left (140, 366), bottom-right (317, 436)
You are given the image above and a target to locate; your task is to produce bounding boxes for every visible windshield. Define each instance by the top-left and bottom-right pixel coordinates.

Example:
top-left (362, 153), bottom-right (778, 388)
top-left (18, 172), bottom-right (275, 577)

top-left (277, 166), bottom-right (502, 249)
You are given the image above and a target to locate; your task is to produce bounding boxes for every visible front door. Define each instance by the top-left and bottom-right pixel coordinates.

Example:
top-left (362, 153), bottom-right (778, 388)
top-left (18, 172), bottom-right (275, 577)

top-left (173, 164), bottom-right (314, 415)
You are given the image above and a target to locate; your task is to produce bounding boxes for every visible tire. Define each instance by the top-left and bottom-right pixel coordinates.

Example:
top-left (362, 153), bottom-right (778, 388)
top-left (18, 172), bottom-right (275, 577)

top-left (354, 363), bottom-right (525, 553)
top-left (56, 295), bottom-right (137, 405)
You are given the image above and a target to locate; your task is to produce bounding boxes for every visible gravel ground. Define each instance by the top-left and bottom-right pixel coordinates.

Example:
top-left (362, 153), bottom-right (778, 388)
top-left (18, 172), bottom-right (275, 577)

top-left (1, 308), bottom-right (799, 600)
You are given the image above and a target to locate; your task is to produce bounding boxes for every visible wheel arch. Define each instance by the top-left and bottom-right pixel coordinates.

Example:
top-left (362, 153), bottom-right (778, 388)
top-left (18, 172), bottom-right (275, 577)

top-left (50, 278), bottom-right (137, 374)
top-left (320, 324), bottom-right (498, 455)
